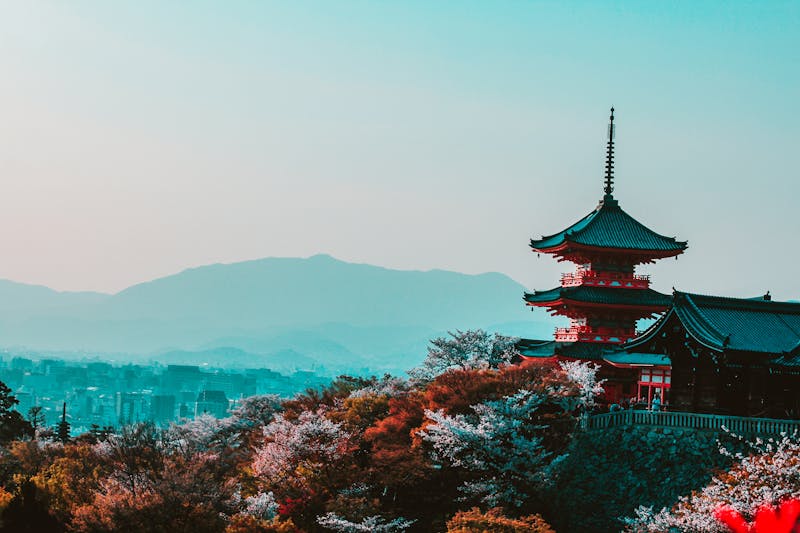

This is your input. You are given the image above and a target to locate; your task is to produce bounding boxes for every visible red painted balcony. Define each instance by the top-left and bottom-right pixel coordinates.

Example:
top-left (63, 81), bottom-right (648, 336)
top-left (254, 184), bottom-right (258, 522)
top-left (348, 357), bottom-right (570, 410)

top-left (560, 270), bottom-right (650, 289)
top-left (554, 325), bottom-right (638, 344)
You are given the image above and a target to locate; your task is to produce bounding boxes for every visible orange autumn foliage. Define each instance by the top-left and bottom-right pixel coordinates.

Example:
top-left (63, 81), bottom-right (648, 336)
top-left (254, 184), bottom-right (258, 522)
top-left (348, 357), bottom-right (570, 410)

top-left (446, 507), bottom-right (556, 533)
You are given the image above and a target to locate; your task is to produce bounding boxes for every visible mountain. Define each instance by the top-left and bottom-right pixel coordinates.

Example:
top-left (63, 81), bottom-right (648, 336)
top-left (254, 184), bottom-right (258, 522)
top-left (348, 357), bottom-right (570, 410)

top-left (0, 280), bottom-right (107, 321)
top-left (0, 255), bottom-right (553, 373)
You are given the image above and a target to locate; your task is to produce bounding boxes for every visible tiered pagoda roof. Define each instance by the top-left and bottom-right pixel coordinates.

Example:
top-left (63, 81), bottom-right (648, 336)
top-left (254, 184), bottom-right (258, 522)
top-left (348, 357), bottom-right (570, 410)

top-left (524, 286), bottom-right (671, 311)
top-left (517, 338), bottom-right (618, 361)
top-left (530, 195), bottom-right (687, 262)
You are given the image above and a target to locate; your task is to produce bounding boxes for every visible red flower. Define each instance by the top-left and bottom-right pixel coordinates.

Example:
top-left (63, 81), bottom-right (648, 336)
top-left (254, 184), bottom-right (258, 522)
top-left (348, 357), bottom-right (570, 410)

top-left (716, 499), bottom-right (800, 533)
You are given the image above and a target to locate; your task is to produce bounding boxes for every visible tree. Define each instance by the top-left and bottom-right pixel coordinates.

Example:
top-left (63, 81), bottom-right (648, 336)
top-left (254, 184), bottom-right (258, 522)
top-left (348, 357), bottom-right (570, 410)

top-left (420, 389), bottom-right (558, 508)
top-left (0, 480), bottom-right (63, 533)
top-left (408, 330), bottom-right (519, 384)
top-left (31, 442), bottom-right (107, 524)
top-left (446, 507), bottom-right (555, 533)
top-left (418, 360), bottom-right (599, 509)
top-left (230, 394), bottom-right (282, 429)
top-left (251, 409), bottom-right (355, 529)
top-left (26, 407), bottom-right (46, 434)
top-left (72, 425), bottom-right (234, 533)
top-left (316, 512), bottom-right (415, 532)
top-left (252, 409), bottom-right (353, 490)
top-left (0, 381), bottom-right (33, 443)
top-left (624, 434), bottom-right (800, 532)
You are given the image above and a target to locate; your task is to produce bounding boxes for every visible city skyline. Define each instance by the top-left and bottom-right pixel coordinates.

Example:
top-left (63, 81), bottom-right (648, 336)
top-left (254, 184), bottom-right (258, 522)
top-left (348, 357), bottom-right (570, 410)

top-left (1, 2), bottom-right (798, 299)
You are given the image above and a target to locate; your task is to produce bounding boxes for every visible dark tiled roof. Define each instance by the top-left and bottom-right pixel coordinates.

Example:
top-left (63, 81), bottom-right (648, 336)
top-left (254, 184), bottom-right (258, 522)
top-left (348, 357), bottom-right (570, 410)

top-left (603, 352), bottom-right (670, 366)
top-left (558, 342), bottom-right (618, 360)
top-left (516, 339), bottom-right (557, 357)
top-left (517, 339), bottom-right (620, 361)
top-left (530, 196), bottom-right (687, 253)
top-left (629, 292), bottom-right (800, 357)
top-left (524, 286), bottom-right (671, 308)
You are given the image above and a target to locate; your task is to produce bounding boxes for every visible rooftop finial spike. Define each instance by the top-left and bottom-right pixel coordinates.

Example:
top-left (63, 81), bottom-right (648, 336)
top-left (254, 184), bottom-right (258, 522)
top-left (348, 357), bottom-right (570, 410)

top-left (604, 106), bottom-right (615, 197)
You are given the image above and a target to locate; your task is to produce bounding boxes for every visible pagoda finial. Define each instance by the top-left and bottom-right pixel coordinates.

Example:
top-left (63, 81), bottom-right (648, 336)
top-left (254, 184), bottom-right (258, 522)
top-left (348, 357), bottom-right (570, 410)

top-left (604, 107), bottom-right (615, 197)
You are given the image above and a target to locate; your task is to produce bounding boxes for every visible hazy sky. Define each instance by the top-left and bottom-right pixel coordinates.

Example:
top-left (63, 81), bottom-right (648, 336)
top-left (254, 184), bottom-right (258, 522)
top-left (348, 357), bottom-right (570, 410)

top-left (0, 1), bottom-right (798, 298)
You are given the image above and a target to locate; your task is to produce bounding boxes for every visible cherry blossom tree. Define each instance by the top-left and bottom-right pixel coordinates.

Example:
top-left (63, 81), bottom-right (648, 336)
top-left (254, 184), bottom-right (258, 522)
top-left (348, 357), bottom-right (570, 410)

top-left (252, 409), bottom-right (353, 485)
top-left (556, 360), bottom-right (605, 411)
top-left (316, 512), bottom-right (416, 532)
top-left (624, 434), bottom-right (800, 532)
top-left (408, 330), bottom-right (519, 383)
top-left (419, 389), bottom-right (561, 508)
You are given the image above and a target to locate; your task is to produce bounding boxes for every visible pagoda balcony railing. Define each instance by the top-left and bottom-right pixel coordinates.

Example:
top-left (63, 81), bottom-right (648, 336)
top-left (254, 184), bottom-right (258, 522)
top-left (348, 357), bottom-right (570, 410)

top-left (581, 410), bottom-right (800, 436)
top-left (554, 326), bottom-right (636, 344)
top-left (560, 270), bottom-right (650, 289)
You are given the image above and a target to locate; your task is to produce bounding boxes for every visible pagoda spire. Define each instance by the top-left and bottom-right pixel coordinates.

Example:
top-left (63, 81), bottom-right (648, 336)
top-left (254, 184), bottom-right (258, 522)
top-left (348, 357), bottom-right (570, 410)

top-left (604, 107), bottom-right (615, 197)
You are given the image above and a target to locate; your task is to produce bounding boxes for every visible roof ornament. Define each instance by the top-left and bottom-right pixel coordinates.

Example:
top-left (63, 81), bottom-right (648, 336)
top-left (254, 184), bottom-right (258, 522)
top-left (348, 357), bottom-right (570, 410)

top-left (604, 107), bottom-right (615, 197)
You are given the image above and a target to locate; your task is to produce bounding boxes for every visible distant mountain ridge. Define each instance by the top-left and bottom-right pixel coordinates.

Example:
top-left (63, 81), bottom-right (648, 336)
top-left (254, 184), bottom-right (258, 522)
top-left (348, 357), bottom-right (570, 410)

top-left (0, 255), bottom-right (554, 373)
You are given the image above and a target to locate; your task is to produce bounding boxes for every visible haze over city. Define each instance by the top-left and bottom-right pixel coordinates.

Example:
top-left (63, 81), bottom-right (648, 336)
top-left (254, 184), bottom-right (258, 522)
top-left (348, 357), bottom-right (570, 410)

top-left (1, 1), bottom-right (798, 299)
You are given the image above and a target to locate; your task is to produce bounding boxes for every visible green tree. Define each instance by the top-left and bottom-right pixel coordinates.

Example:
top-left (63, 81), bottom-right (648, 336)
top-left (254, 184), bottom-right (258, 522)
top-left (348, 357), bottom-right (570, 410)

top-left (26, 407), bottom-right (45, 433)
top-left (0, 381), bottom-right (33, 443)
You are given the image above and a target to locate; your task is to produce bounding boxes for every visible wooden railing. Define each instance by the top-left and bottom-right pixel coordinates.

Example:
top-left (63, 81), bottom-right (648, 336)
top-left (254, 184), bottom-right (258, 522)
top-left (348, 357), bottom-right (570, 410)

top-left (554, 326), bottom-right (636, 344)
top-left (582, 410), bottom-right (800, 435)
top-left (560, 270), bottom-right (650, 289)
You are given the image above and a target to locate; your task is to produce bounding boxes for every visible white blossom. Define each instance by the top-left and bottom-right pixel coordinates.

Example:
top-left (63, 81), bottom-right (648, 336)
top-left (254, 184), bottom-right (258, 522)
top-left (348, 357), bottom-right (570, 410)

top-left (252, 409), bottom-right (352, 482)
top-left (557, 360), bottom-right (605, 410)
top-left (623, 433), bottom-right (800, 532)
top-left (316, 512), bottom-right (416, 532)
top-left (348, 375), bottom-right (408, 399)
top-left (408, 329), bottom-right (520, 383)
top-left (164, 413), bottom-right (236, 453)
top-left (243, 491), bottom-right (279, 520)
top-left (419, 389), bottom-right (557, 507)
top-left (229, 394), bottom-right (282, 428)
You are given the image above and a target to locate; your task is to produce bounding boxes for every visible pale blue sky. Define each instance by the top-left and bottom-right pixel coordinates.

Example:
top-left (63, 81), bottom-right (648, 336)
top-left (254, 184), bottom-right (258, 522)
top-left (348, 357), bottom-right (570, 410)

top-left (0, 1), bottom-right (798, 298)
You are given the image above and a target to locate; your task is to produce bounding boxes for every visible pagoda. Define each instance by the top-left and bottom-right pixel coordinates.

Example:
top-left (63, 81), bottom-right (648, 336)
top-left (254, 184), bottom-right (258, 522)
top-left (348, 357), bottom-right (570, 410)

top-left (520, 108), bottom-right (687, 403)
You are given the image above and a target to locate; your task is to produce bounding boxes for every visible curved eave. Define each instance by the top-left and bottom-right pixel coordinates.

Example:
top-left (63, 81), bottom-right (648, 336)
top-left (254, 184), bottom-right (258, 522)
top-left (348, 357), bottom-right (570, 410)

top-left (531, 240), bottom-right (687, 260)
top-left (624, 292), bottom-right (727, 353)
top-left (524, 298), bottom-right (565, 308)
top-left (530, 199), bottom-right (688, 256)
top-left (524, 296), bottom-right (669, 314)
top-left (624, 310), bottom-right (673, 350)
top-left (672, 295), bottom-right (728, 351)
top-left (523, 290), bottom-right (564, 308)
top-left (530, 210), bottom-right (597, 251)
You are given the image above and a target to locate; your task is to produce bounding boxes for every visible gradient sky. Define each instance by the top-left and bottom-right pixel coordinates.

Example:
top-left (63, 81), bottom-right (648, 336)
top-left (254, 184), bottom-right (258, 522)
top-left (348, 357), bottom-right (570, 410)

top-left (0, 1), bottom-right (798, 298)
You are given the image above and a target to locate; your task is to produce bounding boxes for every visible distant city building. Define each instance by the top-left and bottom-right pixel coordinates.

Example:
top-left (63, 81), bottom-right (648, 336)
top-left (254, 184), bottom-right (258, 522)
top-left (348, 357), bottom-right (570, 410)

top-left (195, 390), bottom-right (229, 418)
top-left (1, 356), bottom-right (330, 430)
top-left (150, 394), bottom-right (176, 425)
top-left (116, 391), bottom-right (148, 425)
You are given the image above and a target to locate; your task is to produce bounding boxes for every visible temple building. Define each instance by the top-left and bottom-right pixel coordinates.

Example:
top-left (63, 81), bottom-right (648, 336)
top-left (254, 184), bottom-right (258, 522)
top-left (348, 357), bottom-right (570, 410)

top-left (520, 108), bottom-right (686, 404)
top-left (626, 291), bottom-right (800, 418)
top-left (520, 108), bottom-right (800, 418)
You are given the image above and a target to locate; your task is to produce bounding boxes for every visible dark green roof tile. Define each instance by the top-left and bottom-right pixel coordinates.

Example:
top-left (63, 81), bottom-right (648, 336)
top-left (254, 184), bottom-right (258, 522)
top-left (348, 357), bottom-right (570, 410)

top-left (531, 197), bottom-right (687, 253)
top-left (629, 291), bottom-right (800, 357)
top-left (524, 286), bottom-right (671, 308)
top-left (517, 339), bottom-right (619, 361)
